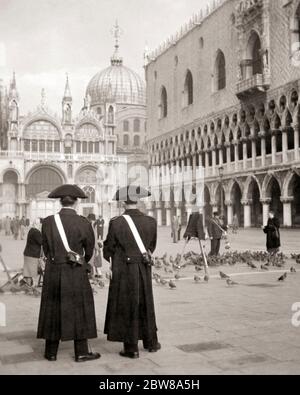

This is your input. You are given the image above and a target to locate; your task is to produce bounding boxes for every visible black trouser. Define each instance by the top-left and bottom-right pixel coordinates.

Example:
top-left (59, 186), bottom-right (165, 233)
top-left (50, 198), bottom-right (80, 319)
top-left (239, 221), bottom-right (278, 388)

top-left (45, 339), bottom-right (89, 357)
top-left (124, 333), bottom-right (159, 353)
top-left (210, 239), bottom-right (221, 256)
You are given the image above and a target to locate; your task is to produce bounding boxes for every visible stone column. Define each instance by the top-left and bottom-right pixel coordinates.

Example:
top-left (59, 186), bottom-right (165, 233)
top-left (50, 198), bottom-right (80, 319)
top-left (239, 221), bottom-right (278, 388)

top-left (294, 124), bottom-right (299, 161)
top-left (251, 137), bottom-right (257, 169)
top-left (205, 150), bottom-right (209, 169)
top-left (281, 197), bottom-right (293, 228)
top-left (226, 200), bottom-right (233, 227)
top-left (261, 198), bottom-right (271, 226)
top-left (234, 142), bottom-right (239, 172)
top-left (226, 143), bottom-right (231, 171)
top-left (212, 149), bottom-right (216, 176)
top-left (260, 132), bottom-right (266, 167)
top-left (156, 202), bottom-right (162, 226)
top-left (218, 145), bottom-right (223, 167)
top-left (242, 139), bottom-right (248, 170)
top-left (165, 202), bottom-right (172, 227)
top-left (242, 200), bottom-right (252, 228)
top-left (271, 131), bottom-right (277, 165)
top-left (282, 129), bottom-right (288, 163)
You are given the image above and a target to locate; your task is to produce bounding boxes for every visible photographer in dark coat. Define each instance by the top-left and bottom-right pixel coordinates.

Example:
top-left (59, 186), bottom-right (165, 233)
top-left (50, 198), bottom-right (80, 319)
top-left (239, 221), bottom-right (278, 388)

top-left (103, 186), bottom-right (160, 359)
top-left (207, 211), bottom-right (228, 256)
top-left (37, 184), bottom-right (100, 363)
top-left (263, 210), bottom-right (281, 255)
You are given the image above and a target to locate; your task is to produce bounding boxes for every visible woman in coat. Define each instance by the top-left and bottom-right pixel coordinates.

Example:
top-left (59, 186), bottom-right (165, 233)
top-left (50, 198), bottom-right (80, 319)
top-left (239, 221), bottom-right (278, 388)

top-left (263, 210), bottom-right (281, 255)
top-left (103, 186), bottom-right (160, 359)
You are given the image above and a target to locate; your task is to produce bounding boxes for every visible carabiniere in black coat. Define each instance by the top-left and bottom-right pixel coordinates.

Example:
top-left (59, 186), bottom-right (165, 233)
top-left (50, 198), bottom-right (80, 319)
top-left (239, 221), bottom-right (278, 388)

top-left (103, 209), bottom-right (158, 345)
top-left (37, 208), bottom-right (97, 342)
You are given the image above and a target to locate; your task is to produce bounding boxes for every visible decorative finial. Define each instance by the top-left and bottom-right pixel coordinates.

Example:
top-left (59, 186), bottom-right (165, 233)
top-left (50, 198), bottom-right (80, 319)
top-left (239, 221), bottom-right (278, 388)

top-left (110, 20), bottom-right (123, 66)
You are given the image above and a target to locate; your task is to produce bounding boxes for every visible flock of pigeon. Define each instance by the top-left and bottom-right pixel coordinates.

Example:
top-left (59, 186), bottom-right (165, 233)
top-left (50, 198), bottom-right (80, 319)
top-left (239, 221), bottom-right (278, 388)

top-left (89, 250), bottom-right (299, 292)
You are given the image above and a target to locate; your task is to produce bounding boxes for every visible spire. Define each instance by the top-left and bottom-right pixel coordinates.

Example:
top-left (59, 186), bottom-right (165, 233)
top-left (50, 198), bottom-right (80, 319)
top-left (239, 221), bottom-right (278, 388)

top-left (9, 71), bottom-right (19, 101)
top-left (63, 73), bottom-right (72, 100)
top-left (110, 20), bottom-right (123, 66)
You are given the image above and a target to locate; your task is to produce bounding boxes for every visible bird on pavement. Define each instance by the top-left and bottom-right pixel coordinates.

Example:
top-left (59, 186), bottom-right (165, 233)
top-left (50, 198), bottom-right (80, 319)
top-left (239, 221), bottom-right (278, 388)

top-left (220, 271), bottom-right (230, 280)
top-left (169, 280), bottom-right (177, 289)
top-left (174, 273), bottom-right (181, 280)
top-left (194, 275), bottom-right (201, 283)
top-left (247, 262), bottom-right (257, 269)
top-left (160, 278), bottom-right (168, 286)
top-left (290, 267), bottom-right (297, 274)
top-left (227, 278), bottom-right (238, 286)
top-left (278, 273), bottom-right (288, 282)
top-left (195, 266), bottom-right (202, 272)
top-left (261, 264), bottom-right (269, 271)
top-left (204, 274), bottom-right (209, 283)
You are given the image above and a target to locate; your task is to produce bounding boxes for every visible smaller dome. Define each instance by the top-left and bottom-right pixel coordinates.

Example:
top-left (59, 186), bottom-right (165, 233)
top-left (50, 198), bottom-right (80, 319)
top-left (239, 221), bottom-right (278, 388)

top-left (86, 63), bottom-right (146, 107)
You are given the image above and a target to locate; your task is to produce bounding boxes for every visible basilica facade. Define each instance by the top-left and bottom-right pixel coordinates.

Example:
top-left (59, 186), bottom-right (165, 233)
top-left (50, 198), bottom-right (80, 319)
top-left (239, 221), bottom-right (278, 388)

top-left (145, 0), bottom-right (300, 228)
top-left (0, 27), bottom-right (147, 222)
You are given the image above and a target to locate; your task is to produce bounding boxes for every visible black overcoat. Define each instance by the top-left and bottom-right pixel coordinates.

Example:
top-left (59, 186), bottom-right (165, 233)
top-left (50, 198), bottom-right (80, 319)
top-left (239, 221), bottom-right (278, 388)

top-left (263, 217), bottom-right (281, 251)
top-left (37, 208), bottom-right (97, 341)
top-left (103, 209), bottom-right (158, 344)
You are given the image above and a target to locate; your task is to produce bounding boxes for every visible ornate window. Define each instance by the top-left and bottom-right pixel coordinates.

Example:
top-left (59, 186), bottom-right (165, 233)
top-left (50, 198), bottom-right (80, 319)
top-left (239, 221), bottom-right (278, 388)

top-left (252, 34), bottom-right (262, 75)
top-left (76, 141), bottom-right (81, 153)
top-left (183, 70), bottom-right (193, 106)
top-left (134, 135), bottom-right (140, 147)
top-left (123, 135), bottom-right (129, 146)
top-left (32, 140), bottom-right (38, 152)
top-left (47, 140), bottom-right (53, 152)
top-left (83, 186), bottom-right (96, 204)
top-left (95, 142), bottom-right (100, 153)
top-left (39, 140), bottom-right (46, 152)
top-left (215, 51), bottom-right (226, 91)
top-left (160, 86), bottom-right (168, 118)
top-left (133, 119), bottom-right (140, 132)
top-left (82, 141), bottom-right (88, 153)
top-left (88, 142), bottom-right (93, 153)
top-left (24, 140), bottom-right (30, 151)
top-left (123, 120), bottom-right (129, 132)
top-left (54, 141), bottom-right (60, 152)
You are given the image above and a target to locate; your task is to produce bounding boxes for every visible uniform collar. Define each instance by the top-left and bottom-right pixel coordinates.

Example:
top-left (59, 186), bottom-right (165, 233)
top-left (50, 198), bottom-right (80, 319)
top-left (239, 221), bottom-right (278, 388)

top-left (123, 209), bottom-right (144, 216)
top-left (59, 208), bottom-right (77, 216)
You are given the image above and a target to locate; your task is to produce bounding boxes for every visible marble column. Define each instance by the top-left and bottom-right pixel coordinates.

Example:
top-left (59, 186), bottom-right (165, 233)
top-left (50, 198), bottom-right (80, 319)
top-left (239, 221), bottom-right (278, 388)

top-left (218, 145), bottom-right (223, 167)
top-left (260, 132), bottom-right (266, 167)
top-left (242, 200), bottom-right (252, 228)
top-left (243, 139), bottom-right (247, 170)
top-left (226, 200), bottom-right (233, 227)
top-left (165, 202), bottom-right (172, 227)
top-left (212, 149), bottom-right (216, 176)
top-left (271, 131), bottom-right (277, 165)
top-left (226, 143), bottom-right (231, 172)
top-left (251, 137), bottom-right (257, 169)
top-left (282, 129), bottom-right (288, 163)
top-left (294, 124), bottom-right (299, 161)
top-left (234, 142), bottom-right (239, 172)
top-left (156, 202), bottom-right (162, 226)
top-left (261, 198), bottom-right (271, 226)
top-left (281, 197), bottom-right (293, 228)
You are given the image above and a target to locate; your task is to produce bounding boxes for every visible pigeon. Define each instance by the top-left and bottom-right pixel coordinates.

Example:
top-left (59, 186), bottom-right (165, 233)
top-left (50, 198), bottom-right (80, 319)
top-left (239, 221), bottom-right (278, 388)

top-left (174, 273), bottom-right (181, 280)
top-left (164, 267), bottom-right (173, 274)
top-left (194, 275), bottom-right (201, 283)
top-left (160, 278), bottom-right (168, 286)
top-left (220, 271), bottom-right (230, 280)
top-left (278, 273), bottom-right (288, 282)
top-left (195, 266), bottom-right (203, 272)
top-left (204, 274), bottom-right (209, 283)
top-left (247, 262), bottom-right (257, 269)
top-left (98, 280), bottom-right (106, 289)
top-left (227, 278), bottom-right (238, 286)
top-left (290, 267), bottom-right (297, 274)
top-left (261, 264), bottom-right (269, 271)
top-left (169, 280), bottom-right (177, 289)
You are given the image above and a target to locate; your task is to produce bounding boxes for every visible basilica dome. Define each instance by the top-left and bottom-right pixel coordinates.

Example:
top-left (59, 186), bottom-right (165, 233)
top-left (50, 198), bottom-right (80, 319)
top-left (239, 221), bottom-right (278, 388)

top-left (86, 58), bottom-right (146, 107)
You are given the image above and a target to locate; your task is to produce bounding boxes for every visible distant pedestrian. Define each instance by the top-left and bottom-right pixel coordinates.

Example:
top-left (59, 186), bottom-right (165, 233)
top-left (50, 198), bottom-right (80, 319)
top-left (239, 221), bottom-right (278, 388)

top-left (263, 210), bottom-right (281, 255)
top-left (12, 217), bottom-right (20, 240)
top-left (4, 216), bottom-right (11, 236)
top-left (171, 215), bottom-right (180, 244)
top-left (207, 211), bottom-right (228, 256)
top-left (20, 216), bottom-right (27, 240)
top-left (94, 216), bottom-right (105, 240)
top-left (177, 217), bottom-right (182, 242)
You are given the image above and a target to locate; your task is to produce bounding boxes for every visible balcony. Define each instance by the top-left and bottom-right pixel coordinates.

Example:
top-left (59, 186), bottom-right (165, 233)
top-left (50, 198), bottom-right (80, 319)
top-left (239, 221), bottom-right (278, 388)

top-left (236, 73), bottom-right (271, 99)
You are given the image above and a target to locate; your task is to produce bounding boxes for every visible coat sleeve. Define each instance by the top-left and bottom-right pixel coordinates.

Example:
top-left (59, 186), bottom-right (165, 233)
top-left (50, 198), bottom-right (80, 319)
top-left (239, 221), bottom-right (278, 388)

top-left (103, 220), bottom-right (117, 262)
top-left (83, 222), bottom-right (96, 263)
top-left (207, 220), bottom-right (213, 238)
top-left (149, 219), bottom-right (157, 253)
top-left (41, 221), bottom-right (50, 258)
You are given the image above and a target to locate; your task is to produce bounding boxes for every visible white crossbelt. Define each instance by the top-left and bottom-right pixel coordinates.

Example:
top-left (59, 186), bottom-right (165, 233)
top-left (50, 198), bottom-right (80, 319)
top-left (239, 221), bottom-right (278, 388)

top-left (54, 214), bottom-right (72, 253)
top-left (122, 215), bottom-right (147, 254)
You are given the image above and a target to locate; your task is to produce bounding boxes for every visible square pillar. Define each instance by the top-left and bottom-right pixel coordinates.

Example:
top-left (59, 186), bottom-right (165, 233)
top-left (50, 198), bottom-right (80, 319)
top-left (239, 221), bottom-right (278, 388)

top-left (226, 201), bottom-right (233, 227)
top-left (242, 200), bottom-right (252, 228)
top-left (281, 197), bottom-right (293, 228)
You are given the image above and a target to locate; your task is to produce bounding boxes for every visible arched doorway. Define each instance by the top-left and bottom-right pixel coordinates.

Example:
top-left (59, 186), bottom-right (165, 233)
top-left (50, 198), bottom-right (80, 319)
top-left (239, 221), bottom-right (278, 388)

top-left (27, 167), bottom-right (64, 220)
top-left (267, 177), bottom-right (283, 223)
top-left (248, 179), bottom-right (262, 227)
top-left (2, 171), bottom-right (18, 217)
top-left (231, 182), bottom-right (243, 227)
top-left (289, 173), bottom-right (300, 226)
top-left (75, 167), bottom-right (98, 218)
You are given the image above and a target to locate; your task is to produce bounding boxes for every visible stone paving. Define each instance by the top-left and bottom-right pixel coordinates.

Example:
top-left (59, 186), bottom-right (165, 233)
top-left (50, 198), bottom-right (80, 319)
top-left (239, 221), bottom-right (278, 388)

top-left (1, 227), bottom-right (300, 375)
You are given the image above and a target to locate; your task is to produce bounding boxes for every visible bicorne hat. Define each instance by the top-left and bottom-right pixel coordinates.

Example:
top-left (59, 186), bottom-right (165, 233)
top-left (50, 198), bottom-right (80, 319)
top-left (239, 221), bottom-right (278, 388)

top-left (48, 184), bottom-right (87, 199)
top-left (113, 185), bottom-right (151, 204)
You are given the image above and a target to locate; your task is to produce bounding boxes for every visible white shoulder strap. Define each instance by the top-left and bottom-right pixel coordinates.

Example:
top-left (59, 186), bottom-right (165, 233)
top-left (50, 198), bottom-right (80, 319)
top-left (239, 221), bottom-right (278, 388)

top-left (54, 214), bottom-right (71, 253)
top-left (122, 215), bottom-right (147, 254)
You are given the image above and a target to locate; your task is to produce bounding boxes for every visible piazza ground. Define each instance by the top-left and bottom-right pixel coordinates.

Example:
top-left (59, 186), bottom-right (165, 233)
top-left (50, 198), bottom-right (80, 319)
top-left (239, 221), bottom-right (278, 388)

top-left (0, 227), bottom-right (300, 375)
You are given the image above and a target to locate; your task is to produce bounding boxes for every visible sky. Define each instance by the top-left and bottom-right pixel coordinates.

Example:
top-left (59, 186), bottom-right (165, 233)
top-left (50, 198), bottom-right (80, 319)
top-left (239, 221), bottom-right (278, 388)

top-left (0, 0), bottom-right (209, 115)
